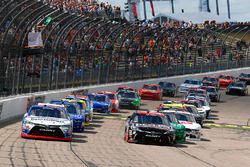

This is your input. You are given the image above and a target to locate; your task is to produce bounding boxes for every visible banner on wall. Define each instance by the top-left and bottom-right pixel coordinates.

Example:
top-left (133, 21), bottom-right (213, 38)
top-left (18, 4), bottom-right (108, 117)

top-left (28, 32), bottom-right (44, 48)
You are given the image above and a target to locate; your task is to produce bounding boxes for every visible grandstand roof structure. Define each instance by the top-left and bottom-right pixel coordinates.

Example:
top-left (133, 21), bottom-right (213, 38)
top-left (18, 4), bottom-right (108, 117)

top-left (153, 12), bottom-right (233, 24)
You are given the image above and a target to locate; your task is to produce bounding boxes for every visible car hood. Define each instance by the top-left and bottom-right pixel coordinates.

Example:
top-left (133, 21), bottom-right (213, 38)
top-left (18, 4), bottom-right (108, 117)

top-left (229, 86), bottom-right (243, 89)
top-left (179, 121), bottom-right (201, 130)
top-left (93, 101), bottom-right (110, 106)
top-left (202, 106), bottom-right (211, 111)
top-left (134, 123), bottom-right (171, 131)
top-left (69, 114), bottom-right (84, 120)
top-left (25, 116), bottom-right (71, 126)
top-left (120, 98), bottom-right (136, 101)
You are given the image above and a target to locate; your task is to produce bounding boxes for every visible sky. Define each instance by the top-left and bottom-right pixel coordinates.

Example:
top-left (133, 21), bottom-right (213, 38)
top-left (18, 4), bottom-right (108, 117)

top-left (104, 0), bottom-right (250, 22)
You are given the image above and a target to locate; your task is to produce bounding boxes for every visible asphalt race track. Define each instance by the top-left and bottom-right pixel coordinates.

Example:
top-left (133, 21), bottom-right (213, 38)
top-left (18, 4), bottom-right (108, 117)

top-left (0, 89), bottom-right (250, 167)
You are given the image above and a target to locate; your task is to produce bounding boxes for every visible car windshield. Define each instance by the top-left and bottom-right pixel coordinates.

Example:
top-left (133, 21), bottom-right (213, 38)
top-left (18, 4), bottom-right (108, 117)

top-left (240, 73), bottom-right (250, 77)
top-left (30, 108), bottom-right (66, 118)
top-left (66, 105), bottom-right (80, 115)
top-left (219, 75), bottom-right (231, 80)
top-left (231, 82), bottom-right (244, 87)
top-left (206, 87), bottom-right (216, 93)
top-left (184, 80), bottom-right (200, 85)
top-left (80, 99), bottom-right (89, 108)
top-left (133, 114), bottom-right (168, 125)
top-left (94, 96), bottom-right (107, 102)
top-left (77, 102), bottom-right (87, 110)
top-left (121, 92), bottom-right (136, 98)
top-left (159, 82), bottom-right (174, 87)
top-left (198, 100), bottom-right (207, 106)
top-left (186, 101), bottom-right (201, 108)
top-left (203, 77), bottom-right (216, 82)
top-left (166, 113), bottom-right (178, 123)
top-left (143, 85), bottom-right (158, 90)
top-left (185, 106), bottom-right (198, 114)
top-left (106, 94), bottom-right (115, 99)
top-left (175, 113), bottom-right (195, 122)
top-left (88, 94), bottom-right (95, 101)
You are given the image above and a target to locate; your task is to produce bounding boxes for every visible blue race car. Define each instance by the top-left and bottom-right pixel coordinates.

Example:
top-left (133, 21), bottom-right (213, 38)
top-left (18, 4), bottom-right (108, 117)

top-left (65, 95), bottom-right (94, 123)
top-left (50, 100), bottom-right (85, 132)
top-left (21, 103), bottom-right (73, 141)
top-left (92, 94), bottom-right (112, 114)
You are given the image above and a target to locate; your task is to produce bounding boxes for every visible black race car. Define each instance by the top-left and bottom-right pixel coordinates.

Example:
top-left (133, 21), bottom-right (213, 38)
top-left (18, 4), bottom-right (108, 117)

top-left (202, 76), bottom-right (219, 89)
top-left (226, 81), bottom-right (248, 96)
top-left (201, 86), bottom-right (221, 102)
top-left (124, 111), bottom-right (176, 145)
top-left (158, 81), bottom-right (177, 97)
top-left (237, 73), bottom-right (250, 85)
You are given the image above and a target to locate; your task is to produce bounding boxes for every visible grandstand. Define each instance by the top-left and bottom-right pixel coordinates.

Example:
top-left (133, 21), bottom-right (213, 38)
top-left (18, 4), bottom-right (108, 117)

top-left (0, 0), bottom-right (249, 97)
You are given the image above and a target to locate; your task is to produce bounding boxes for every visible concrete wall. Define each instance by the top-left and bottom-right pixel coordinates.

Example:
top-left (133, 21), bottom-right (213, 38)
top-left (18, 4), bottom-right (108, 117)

top-left (1, 67), bottom-right (250, 125)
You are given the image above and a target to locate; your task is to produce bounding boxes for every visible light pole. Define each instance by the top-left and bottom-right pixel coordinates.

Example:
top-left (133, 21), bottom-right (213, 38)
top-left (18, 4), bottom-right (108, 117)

top-left (171, 0), bottom-right (174, 13)
top-left (215, 0), bottom-right (219, 15)
top-left (227, 0), bottom-right (231, 19)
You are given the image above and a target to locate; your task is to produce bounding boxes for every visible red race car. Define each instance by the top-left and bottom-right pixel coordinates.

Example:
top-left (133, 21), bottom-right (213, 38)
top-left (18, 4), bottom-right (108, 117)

top-left (97, 91), bottom-right (119, 112)
top-left (138, 84), bottom-right (163, 100)
top-left (116, 86), bottom-right (136, 92)
top-left (218, 74), bottom-right (234, 88)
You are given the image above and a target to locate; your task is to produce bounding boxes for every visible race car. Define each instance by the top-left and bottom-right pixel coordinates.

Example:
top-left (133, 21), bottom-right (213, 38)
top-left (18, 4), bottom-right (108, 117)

top-left (202, 76), bottom-right (219, 89)
top-left (218, 74), bottom-right (234, 88)
top-left (226, 81), bottom-right (248, 96)
top-left (92, 94), bottom-right (112, 114)
top-left (186, 92), bottom-right (211, 105)
top-left (201, 86), bottom-right (221, 102)
top-left (116, 86), bottom-right (136, 92)
top-left (75, 95), bottom-right (94, 122)
top-left (179, 79), bottom-right (203, 93)
top-left (180, 100), bottom-right (206, 119)
top-left (50, 100), bottom-right (85, 132)
top-left (183, 104), bottom-right (204, 127)
top-left (196, 98), bottom-right (211, 119)
top-left (124, 110), bottom-right (176, 145)
top-left (159, 103), bottom-right (204, 127)
top-left (21, 103), bottom-right (73, 141)
top-left (117, 90), bottom-right (141, 109)
top-left (158, 110), bottom-right (186, 143)
top-left (97, 91), bottom-right (119, 112)
top-left (158, 81), bottom-right (177, 97)
top-left (138, 84), bottom-right (163, 100)
top-left (237, 73), bottom-right (250, 85)
top-left (175, 111), bottom-right (202, 139)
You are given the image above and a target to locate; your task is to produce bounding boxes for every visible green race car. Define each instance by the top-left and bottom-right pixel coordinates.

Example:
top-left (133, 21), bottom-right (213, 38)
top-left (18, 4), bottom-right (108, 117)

top-left (159, 110), bottom-right (186, 143)
top-left (118, 90), bottom-right (141, 109)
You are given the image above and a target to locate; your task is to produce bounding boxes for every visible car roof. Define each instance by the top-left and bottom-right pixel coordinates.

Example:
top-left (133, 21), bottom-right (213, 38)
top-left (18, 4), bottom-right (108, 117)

top-left (135, 110), bottom-right (165, 116)
top-left (143, 84), bottom-right (159, 86)
top-left (175, 111), bottom-right (191, 115)
top-left (97, 91), bottom-right (116, 94)
top-left (159, 110), bottom-right (176, 114)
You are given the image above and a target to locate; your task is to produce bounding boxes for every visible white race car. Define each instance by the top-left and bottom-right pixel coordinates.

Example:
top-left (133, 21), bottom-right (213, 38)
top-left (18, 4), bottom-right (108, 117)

top-left (174, 111), bottom-right (201, 139)
top-left (179, 79), bottom-right (203, 93)
top-left (21, 103), bottom-right (73, 141)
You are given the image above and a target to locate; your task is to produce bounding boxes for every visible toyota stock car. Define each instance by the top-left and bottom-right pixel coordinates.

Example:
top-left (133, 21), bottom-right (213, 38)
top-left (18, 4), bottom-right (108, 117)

top-left (21, 103), bottom-right (73, 141)
top-left (124, 111), bottom-right (176, 145)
